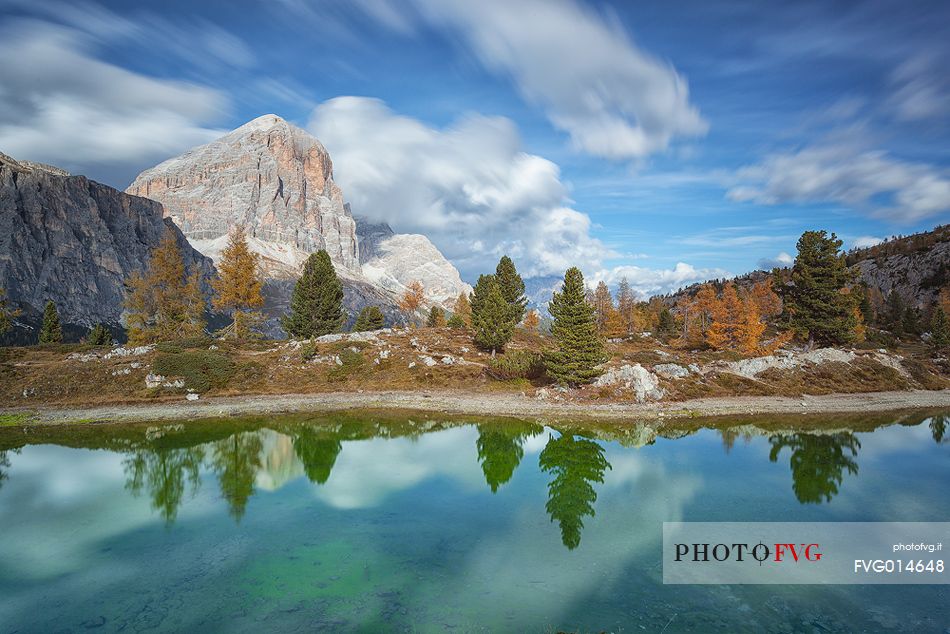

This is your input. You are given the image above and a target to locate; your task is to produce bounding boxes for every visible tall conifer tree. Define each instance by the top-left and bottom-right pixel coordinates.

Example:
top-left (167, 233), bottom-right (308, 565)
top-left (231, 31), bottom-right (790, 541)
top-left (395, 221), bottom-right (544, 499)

top-left (282, 250), bottom-right (344, 338)
top-left (495, 256), bottom-right (527, 324)
top-left (781, 230), bottom-right (858, 347)
top-left (39, 300), bottom-right (62, 343)
top-left (471, 275), bottom-right (513, 353)
top-left (125, 229), bottom-right (207, 344)
top-left (546, 268), bottom-right (606, 385)
top-left (213, 228), bottom-right (265, 339)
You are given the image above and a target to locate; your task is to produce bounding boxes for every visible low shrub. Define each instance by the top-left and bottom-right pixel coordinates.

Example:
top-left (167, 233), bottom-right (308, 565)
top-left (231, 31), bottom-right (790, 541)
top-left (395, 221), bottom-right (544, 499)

top-left (487, 350), bottom-right (546, 380)
top-left (327, 348), bottom-right (366, 382)
top-left (151, 351), bottom-right (236, 393)
top-left (300, 342), bottom-right (318, 362)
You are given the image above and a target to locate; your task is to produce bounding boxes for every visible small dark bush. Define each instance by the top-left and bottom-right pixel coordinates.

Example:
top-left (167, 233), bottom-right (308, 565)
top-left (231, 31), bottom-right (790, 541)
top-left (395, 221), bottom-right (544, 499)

top-left (151, 351), bottom-right (236, 393)
top-left (300, 342), bottom-right (318, 362)
top-left (327, 348), bottom-right (366, 382)
top-left (487, 350), bottom-right (546, 380)
top-left (154, 342), bottom-right (184, 354)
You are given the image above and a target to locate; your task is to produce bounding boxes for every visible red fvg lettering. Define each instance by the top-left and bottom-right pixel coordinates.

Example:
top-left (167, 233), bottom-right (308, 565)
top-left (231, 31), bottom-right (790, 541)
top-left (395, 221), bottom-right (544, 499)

top-left (774, 543), bottom-right (822, 562)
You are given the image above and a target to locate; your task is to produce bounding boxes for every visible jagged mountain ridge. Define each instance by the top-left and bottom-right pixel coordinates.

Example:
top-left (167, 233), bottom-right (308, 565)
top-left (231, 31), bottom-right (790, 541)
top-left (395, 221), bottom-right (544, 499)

top-left (0, 151), bottom-right (214, 338)
top-left (127, 115), bottom-right (471, 331)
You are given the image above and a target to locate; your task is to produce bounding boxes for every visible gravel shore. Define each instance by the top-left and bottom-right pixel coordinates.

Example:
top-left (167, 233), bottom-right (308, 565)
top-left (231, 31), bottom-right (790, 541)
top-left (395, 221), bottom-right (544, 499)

top-left (6, 389), bottom-right (950, 425)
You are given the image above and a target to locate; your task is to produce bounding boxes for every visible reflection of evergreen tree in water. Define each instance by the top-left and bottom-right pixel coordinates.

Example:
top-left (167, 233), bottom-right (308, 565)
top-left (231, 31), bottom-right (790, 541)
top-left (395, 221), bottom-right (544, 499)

top-left (124, 446), bottom-right (204, 525)
top-left (293, 427), bottom-right (343, 484)
top-left (212, 432), bottom-right (264, 521)
top-left (930, 416), bottom-right (948, 443)
top-left (0, 450), bottom-right (11, 491)
top-left (768, 433), bottom-right (860, 504)
top-left (476, 422), bottom-right (542, 493)
top-left (539, 433), bottom-right (611, 550)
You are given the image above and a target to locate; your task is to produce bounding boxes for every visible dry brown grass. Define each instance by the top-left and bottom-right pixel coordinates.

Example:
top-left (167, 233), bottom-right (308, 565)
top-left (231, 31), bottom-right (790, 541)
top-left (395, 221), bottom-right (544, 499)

top-left (1, 327), bottom-right (946, 409)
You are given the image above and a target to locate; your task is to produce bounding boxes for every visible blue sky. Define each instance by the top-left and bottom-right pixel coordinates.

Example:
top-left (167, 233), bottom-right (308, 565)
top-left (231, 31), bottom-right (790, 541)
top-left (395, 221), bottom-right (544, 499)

top-left (1, 0), bottom-right (948, 294)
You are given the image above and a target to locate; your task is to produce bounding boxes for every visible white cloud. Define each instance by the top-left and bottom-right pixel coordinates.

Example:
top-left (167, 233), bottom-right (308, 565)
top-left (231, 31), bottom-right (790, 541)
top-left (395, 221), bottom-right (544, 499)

top-left (0, 19), bottom-right (228, 180)
top-left (383, 0), bottom-right (707, 159)
top-left (887, 54), bottom-right (950, 122)
top-left (309, 96), bottom-right (612, 278)
top-left (728, 140), bottom-right (950, 222)
top-left (591, 262), bottom-right (730, 298)
top-left (757, 251), bottom-right (794, 270)
top-left (853, 236), bottom-right (884, 249)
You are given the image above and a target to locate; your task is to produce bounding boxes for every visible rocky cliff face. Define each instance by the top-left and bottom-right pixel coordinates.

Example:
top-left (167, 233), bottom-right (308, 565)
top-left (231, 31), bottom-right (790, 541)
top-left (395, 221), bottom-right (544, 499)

top-left (127, 114), bottom-right (360, 274)
top-left (848, 228), bottom-right (950, 308)
top-left (0, 152), bottom-right (213, 334)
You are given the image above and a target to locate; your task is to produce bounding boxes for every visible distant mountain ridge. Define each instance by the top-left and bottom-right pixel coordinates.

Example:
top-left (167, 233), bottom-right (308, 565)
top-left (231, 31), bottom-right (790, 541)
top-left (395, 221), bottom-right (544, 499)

top-left (664, 226), bottom-right (950, 310)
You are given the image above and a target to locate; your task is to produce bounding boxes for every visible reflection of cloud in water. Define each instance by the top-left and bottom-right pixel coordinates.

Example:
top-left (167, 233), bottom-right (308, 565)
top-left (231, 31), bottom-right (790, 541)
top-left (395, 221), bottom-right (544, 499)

top-left (0, 446), bottom-right (215, 581)
top-left (419, 445), bottom-right (702, 622)
top-left (312, 427), bottom-right (486, 509)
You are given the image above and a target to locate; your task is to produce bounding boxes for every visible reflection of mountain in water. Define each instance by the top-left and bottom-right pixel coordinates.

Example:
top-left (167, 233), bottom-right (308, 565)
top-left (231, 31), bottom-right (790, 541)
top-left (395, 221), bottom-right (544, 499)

top-left (768, 433), bottom-right (860, 504)
top-left (255, 430), bottom-right (305, 491)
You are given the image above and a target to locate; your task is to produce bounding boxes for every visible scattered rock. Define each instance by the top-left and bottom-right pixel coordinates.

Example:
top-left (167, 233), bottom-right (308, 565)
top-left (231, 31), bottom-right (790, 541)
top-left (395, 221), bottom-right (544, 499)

top-left (209, 344), bottom-right (219, 350)
top-left (110, 367), bottom-right (131, 376)
top-left (22, 388), bottom-right (36, 398)
top-left (420, 355), bottom-right (438, 367)
top-left (408, 361), bottom-right (417, 369)
top-left (594, 364), bottom-right (665, 402)
top-left (721, 348), bottom-right (856, 379)
top-left (103, 345), bottom-right (154, 360)
top-left (441, 355), bottom-right (456, 365)
top-left (185, 392), bottom-right (199, 401)
top-left (145, 373), bottom-right (166, 389)
top-left (654, 363), bottom-right (689, 379)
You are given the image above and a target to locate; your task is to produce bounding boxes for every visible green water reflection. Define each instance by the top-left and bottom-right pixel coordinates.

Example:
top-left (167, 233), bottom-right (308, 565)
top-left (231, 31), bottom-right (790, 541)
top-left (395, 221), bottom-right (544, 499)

top-left (0, 409), bottom-right (947, 632)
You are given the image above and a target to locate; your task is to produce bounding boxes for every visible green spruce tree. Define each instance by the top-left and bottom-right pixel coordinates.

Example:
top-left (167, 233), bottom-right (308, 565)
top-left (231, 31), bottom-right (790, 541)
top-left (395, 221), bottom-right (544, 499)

top-left (546, 267), bottom-right (606, 385)
top-left (886, 291), bottom-right (905, 337)
top-left (87, 324), bottom-right (113, 345)
top-left (447, 313), bottom-right (466, 329)
top-left (471, 275), bottom-right (514, 353)
top-left (781, 230), bottom-right (858, 347)
top-left (902, 305), bottom-right (920, 337)
top-left (282, 250), bottom-right (344, 338)
top-left (495, 255), bottom-right (527, 324)
top-left (931, 306), bottom-right (950, 348)
top-left (39, 300), bottom-right (63, 344)
top-left (352, 306), bottom-right (385, 332)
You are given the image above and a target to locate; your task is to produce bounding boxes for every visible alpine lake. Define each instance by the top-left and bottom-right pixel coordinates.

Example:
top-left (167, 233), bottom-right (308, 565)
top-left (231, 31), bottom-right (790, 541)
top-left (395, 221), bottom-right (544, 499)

top-left (1, 409), bottom-right (948, 633)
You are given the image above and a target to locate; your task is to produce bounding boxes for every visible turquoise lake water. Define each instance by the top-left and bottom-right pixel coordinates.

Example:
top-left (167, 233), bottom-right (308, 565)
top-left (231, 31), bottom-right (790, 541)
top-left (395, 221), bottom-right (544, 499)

top-left (0, 412), bottom-right (948, 632)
